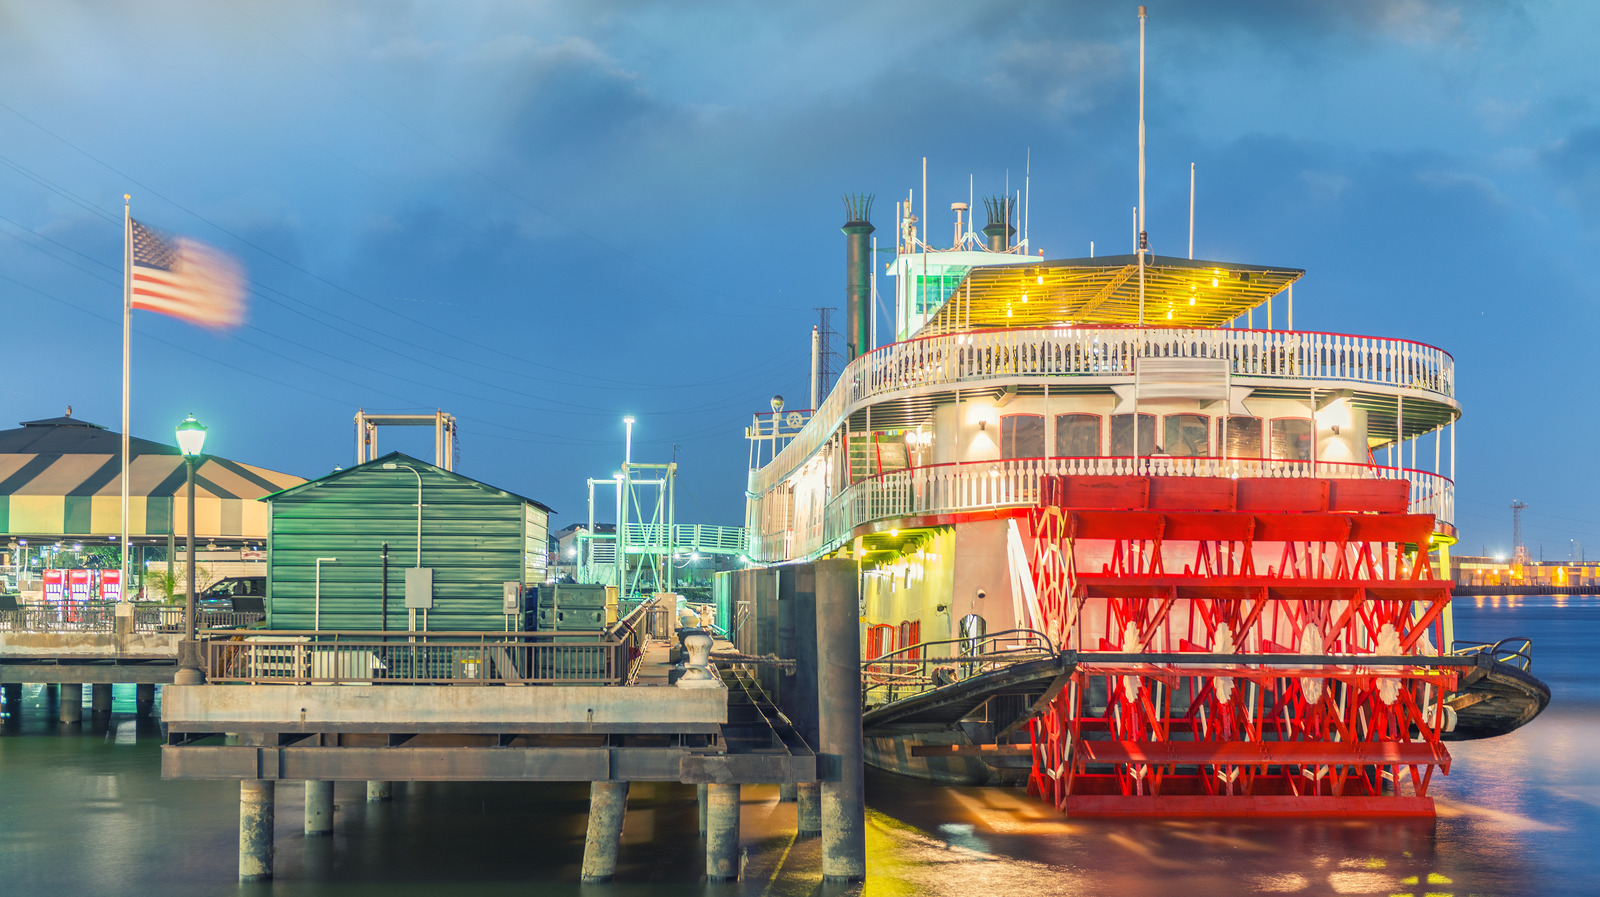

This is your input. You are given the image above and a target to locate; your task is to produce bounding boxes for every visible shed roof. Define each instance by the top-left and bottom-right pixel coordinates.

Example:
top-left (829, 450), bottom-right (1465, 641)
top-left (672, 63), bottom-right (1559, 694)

top-left (265, 451), bottom-right (555, 514)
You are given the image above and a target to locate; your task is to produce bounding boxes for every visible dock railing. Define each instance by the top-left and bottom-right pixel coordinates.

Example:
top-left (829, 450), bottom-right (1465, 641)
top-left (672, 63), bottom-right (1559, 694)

top-left (198, 629), bottom-right (638, 685)
top-left (862, 628), bottom-right (1056, 706)
top-left (0, 601), bottom-right (263, 633)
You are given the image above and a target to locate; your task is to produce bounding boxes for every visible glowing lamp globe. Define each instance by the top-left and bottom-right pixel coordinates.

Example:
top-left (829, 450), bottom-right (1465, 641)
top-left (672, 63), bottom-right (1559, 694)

top-left (175, 415), bottom-right (207, 457)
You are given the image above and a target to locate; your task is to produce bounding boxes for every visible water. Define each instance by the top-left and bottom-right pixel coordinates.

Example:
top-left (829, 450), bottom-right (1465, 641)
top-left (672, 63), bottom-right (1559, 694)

top-left (2, 596), bottom-right (1596, 896)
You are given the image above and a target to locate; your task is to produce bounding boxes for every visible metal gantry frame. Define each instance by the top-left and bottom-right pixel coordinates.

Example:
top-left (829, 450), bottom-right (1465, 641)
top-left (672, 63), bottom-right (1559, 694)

top-left (354, 408), bottom-right (457, 470)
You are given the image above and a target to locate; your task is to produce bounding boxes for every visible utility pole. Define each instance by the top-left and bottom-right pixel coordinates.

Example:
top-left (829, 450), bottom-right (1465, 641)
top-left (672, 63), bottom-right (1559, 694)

top-left (813, 307), bottom-right (838, 404)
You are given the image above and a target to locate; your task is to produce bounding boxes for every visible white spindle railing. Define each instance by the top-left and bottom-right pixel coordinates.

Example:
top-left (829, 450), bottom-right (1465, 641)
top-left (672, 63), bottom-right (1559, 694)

top-left (752, 326), bottom-right (1455, 498)
top-left (750, 458), bottom-right (1455, 563)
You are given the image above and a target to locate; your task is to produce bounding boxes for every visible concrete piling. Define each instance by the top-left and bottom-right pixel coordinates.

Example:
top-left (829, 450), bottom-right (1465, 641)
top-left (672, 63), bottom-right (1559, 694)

top-left (580, 781), bottom-right (630, 882)
top-left (796, 782), bottom-right (822, 838)
top-left (91, 683), bottom-right (112, 713)
top-left (304, 781), bottom-right (334, 836)
top-left (779, 782), bottom-right (798, 802)
top-left (135, 683), bottom-right (156, 715)
top-left (59, 683), bottom-right (83, 723)
top-left (705, 783), bottom-right (741, 881)
top-left (697, 783), bottom-right (708, 835)
top-left (816, 559), bottom-right (866, 882)
top-left (239, 779), bottom-right (275, 881)
top-left (366, 780), bottom-right (392, 802)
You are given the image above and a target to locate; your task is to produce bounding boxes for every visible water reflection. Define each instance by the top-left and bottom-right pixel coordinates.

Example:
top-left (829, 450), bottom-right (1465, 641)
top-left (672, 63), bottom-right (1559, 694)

top-left (0, 601), bottom-right (1594, 897)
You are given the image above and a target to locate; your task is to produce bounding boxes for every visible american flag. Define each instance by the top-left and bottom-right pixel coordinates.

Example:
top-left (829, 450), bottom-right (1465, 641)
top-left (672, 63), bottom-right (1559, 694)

top-left (129, 219), bottom-right (245, 328)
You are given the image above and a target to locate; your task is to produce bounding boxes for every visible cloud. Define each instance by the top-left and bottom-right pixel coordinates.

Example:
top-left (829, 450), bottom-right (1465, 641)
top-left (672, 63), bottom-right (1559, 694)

top-left (1541, 125), bottom-right (1600, 223)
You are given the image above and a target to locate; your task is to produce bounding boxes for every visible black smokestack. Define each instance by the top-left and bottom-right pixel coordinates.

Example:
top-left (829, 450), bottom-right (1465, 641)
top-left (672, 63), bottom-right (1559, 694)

top-left (842, 194), bottom-right (875, 362)
top-left (982, 196), bottom-right (1014, 252)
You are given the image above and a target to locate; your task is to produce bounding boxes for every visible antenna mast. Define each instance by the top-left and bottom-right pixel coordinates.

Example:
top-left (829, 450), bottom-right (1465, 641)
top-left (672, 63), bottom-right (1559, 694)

top-left (1137, 5), bottom-right (1148, 326)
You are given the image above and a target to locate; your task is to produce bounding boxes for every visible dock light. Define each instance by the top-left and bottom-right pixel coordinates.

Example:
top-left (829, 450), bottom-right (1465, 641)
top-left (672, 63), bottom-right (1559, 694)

top-left (175, 414), bottom-right (206, 685)
top-left (381, 462), bottom-right (424, 569)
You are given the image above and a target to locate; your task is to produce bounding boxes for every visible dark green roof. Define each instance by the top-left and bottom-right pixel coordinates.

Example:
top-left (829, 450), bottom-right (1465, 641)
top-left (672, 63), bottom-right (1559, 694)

top-left (264, 451), bottom-right (555, 514)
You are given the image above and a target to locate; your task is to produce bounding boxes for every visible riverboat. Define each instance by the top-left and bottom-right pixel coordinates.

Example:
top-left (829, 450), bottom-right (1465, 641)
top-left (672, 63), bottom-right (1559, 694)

top-left (741, 9), bottom-right (1545, 818)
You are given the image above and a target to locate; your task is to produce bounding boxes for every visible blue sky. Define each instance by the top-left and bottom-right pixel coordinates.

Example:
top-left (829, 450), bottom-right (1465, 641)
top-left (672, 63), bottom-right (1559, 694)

top-left (1, 1), bottom-right (1595, 558)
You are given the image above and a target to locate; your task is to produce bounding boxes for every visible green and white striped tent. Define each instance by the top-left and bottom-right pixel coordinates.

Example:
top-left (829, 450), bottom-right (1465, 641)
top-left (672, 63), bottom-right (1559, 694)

top-left (0, 415), bottom-right (304, 542)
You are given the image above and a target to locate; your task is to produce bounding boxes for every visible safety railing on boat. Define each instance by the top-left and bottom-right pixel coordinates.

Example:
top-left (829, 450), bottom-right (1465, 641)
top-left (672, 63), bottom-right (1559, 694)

top-left (862, 628), bottom-right (1056, 706)
top-left (1449, 636), bottom-right (1535, 672)
top-left (752, 325), bottom-right (1456, 497)
top-left (0, 601), bottom-right (264, 633)
top-left (756, 455), bottom-right (1455, 563)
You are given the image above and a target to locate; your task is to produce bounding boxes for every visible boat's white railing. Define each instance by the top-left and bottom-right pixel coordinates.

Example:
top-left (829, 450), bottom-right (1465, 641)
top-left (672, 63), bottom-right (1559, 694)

top-left (750, 457), bottom-right (1454, 563)
top-left (751, 326), bottom-right (1455, 497)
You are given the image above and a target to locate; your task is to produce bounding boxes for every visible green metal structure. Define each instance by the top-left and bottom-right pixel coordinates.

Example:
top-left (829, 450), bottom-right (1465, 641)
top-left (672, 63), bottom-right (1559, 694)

top-left (262, 452), bottom-right (552, 632)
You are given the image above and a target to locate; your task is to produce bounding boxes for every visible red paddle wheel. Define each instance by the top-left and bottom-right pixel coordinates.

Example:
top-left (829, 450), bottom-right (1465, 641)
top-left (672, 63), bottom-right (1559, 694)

top-left (1025, 474), bottom-right (1456, 816)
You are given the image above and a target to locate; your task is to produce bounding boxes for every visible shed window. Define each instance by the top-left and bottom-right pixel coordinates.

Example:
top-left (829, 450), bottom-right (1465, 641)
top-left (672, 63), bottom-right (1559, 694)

top-left (1218, 416), bottom-right (1263, 459)
top-left (1001, 414), bottom-right (1045, 459)
top-left (1163, 414), bottom-right (1210, 457)
top-left (1110, 413), bottom-right (1156, 456)
top-left (1271, 418), bottom-right (1313, 461)
top-left (1054, 413), bottom-right (1102, 457)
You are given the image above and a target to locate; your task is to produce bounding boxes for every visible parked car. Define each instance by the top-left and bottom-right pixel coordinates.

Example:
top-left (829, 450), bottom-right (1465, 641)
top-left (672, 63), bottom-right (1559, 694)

top-left (198, 576), bottom-right (267, 613)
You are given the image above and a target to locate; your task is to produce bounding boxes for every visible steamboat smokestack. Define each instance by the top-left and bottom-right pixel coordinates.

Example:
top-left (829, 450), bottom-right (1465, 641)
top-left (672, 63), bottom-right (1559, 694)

top-left (982, 196), bottom-right (1014, 252)
top-left (842, 194), bottom-right (875, 362)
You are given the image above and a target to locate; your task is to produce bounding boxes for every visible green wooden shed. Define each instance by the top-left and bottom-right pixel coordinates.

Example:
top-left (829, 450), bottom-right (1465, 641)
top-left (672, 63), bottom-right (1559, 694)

top-left (262, 452), bottom-right (553, 631)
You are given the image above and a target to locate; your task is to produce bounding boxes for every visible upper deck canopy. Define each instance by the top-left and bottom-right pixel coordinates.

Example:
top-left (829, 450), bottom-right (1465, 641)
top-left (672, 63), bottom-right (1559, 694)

top-left (919, 254), bottom-right (1305, 335)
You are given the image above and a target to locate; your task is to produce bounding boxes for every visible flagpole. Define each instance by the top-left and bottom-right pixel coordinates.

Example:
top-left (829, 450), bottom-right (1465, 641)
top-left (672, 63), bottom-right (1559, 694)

top-left (121, 195), bottom-right (131, 601)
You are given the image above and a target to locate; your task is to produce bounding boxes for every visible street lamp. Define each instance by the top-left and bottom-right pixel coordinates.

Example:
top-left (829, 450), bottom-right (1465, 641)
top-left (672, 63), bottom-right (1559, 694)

top-left (382, 462), bottom-right (424, 631)
top-left (174, 414), bottom-right (206, 684)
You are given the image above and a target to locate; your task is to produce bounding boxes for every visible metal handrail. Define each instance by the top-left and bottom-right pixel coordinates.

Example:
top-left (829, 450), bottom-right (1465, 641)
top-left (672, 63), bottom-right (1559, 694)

top-left (862, 628), bottom-right (1056, 706)
top-left (1450, 636), bottom-right (1535, 672)
top-left (754, 455), bottom-right (1456, 563)
top-left (0, 602), bottom-right (263, 633)
top-left (197, 629), bottom-right (635, 686)
top-left (752, 324), bottom-right (1457, 497)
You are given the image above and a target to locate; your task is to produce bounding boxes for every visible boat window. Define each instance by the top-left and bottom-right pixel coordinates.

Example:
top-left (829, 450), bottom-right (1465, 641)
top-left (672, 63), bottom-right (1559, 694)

top-left (1271, 418), bottom-right (1313, 461)
top-left (1000, 414), bottom-right (1045, 459)
top-left (867, 623), bottom-right (897, 660)
top-left (1218, 416), bottom-right (1263, 459)
top-left (1110, 413), bottom-right (1156, 456)
top-left (1163, 414), bottom-right (1210, 457)
top-left (1054, 413), bottom-right (1102, 457)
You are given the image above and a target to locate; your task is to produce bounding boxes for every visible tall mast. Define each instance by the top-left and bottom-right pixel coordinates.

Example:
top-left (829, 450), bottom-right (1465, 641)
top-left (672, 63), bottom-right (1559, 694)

top-left (1137, 5), bottom-right (1147, 326)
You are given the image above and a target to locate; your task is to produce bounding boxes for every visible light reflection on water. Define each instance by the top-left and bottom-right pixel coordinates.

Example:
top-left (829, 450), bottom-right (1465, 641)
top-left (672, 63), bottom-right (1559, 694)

top-left (0, 597), bottom-right (1595, 896)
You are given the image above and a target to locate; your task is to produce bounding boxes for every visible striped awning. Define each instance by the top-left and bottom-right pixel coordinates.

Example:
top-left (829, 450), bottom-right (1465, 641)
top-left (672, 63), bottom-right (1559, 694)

top-left (0, 416), bottom-right (304, 541)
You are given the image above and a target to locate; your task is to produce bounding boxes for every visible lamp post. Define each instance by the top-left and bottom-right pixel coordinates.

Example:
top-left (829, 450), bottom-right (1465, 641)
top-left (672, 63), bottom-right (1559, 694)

top-left (382, 462), bottom-right (423, 631)
top-left (174, 414), bottom-right (206, 684)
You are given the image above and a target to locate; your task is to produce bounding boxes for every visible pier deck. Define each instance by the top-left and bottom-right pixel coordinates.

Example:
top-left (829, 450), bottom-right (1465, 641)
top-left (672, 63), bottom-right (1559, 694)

top-left (160, 639), bottom-right (817, 785)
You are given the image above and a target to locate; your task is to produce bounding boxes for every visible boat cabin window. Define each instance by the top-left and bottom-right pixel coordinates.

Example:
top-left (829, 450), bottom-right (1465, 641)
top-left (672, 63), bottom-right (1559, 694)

top-left (1110, 413), bottom-right (1156, 456)
top-left (1270, 418), bottom-right (1313, 461)
top-left (1055, 413), bottom-right (1102, 457)
top-left (1162, 414), bottom-right (1210, 457)
top-left (1218, 416), bottom-right (1263, 459)
top-left (1001, 414), bottom-right (1046, 459)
